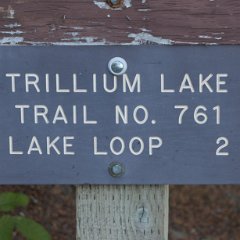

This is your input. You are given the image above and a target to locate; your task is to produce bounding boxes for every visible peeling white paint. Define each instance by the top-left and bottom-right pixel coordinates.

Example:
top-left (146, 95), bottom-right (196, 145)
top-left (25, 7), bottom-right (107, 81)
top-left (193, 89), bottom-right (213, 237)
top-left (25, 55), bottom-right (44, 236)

top-left (205, 43), bottom-right (218, 45)
top-left (59, 26), bottom-right (83, 30)
top-left (198, 35), bottom-right (212, 39)
top-left (1, 30), bottom-right (24, 35)
top-left (23, 39), bottom-right (213, 46)
top-left (71, 26), bottom-right (84, 30)
top-left (212, 32), bottom-right (225, 35)
top-left (6, 6), bottom-right (15, 19)
top-left (198, 35), bottom-right (222, 40)
top-left (61, 37), bottom-right (81, 41)
top-left (173, 41), bottom-right (200, 45)
top-left (138, 9), bottom-right (151, 12)
top-left (4, 23), bottom-right (21, 28)
top-left (0, 33), bottom-right (218, 46)
top-left (80, 37), bottom-right (107, 44)
top-left (0, 37), bottom-right (24, 45)
top-left (93, 1), bottom-right (110, 9)
top-left (27, 37), bottom-right (109, 46)
top-left (93, 0), bottom-right (132, 9)
top-left (64, 32), bottom-right (79, 37)
top-left (174, 40), bottom-right (218, 45)
top-left (124, 0), bottom-right (132, 8)
top-left (128, 33), bottom-right (173, 45)
top-left (139, 28), bottom-right (151, 33)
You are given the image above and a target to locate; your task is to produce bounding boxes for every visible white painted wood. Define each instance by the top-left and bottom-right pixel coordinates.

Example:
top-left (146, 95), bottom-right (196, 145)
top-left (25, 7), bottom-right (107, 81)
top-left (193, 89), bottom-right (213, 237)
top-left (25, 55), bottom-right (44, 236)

top-left (76, 185), bottom-right (169, 240)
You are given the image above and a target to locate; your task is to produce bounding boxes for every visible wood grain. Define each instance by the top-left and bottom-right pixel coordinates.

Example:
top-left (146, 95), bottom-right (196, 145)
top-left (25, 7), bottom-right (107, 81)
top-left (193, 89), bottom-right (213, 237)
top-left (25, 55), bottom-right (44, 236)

top-left (76, 185), bottom-right (169, 240)
top-left (0, 0), bottom-right (239, 45)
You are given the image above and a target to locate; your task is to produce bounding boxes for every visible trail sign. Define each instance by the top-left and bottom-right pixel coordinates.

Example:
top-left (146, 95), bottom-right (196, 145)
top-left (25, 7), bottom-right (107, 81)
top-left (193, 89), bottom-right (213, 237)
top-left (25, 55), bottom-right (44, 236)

top-left (0, 46), bottom-right (239, 184)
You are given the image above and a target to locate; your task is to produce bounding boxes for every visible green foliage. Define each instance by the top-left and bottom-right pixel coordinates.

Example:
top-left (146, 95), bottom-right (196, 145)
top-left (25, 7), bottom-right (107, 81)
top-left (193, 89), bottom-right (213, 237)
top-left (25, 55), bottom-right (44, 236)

top-left (15, 217), bottom-right (51, 240)
top-left (0, 216), bottom-right (14, 240)
top-left (0, 192), bottom-right (51, 240)
top-left (0, 192), bottom-right (29, 212)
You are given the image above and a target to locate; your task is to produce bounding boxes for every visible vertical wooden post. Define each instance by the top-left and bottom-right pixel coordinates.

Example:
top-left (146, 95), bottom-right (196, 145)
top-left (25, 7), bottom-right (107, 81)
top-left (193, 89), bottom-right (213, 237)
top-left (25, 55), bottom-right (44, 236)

top-left (74, 2), bottom-right (170, 239)
top-left (76, 185), bottom-right (169, 240)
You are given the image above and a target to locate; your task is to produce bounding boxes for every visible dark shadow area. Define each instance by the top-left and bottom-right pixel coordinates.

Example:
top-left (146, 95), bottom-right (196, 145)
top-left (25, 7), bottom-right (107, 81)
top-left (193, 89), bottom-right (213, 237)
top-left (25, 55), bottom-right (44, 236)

top-left (169, 185), bottom-right (240, 240)
top-left (0, 186), bottom-right (76, 240)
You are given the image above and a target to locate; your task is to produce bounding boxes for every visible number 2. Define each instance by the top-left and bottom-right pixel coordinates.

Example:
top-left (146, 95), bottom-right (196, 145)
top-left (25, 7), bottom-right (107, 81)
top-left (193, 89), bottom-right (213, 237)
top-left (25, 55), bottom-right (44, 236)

top-left (216, 137), bottom-right (229, 156)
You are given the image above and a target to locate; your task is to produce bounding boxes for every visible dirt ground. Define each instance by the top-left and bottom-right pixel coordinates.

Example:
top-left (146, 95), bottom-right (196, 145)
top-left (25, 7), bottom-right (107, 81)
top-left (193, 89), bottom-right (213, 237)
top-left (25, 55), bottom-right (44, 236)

top-left (0, 185), bottom-right (239, 240)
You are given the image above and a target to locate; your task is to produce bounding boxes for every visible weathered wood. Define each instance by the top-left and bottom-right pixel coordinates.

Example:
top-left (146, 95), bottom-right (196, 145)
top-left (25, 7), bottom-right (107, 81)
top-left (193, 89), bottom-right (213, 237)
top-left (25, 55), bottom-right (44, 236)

top-left (0, 0), bottom-right (239, 45)
top-left (76, 185), bottom-right (169, 240)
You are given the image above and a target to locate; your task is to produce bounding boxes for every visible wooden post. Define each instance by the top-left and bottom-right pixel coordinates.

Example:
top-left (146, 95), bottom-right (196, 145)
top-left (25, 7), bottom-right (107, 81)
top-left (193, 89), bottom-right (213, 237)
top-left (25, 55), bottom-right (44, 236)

top-left (76, 185), bottom-right (169, 240)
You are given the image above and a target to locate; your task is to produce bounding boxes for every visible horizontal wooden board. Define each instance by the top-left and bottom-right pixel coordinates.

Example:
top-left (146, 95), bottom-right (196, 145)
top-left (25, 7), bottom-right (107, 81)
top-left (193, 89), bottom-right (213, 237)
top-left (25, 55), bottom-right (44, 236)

top-left (0, 0), bottom-right (239, 45)
top-left (0, 45), bottom-right (239, 184)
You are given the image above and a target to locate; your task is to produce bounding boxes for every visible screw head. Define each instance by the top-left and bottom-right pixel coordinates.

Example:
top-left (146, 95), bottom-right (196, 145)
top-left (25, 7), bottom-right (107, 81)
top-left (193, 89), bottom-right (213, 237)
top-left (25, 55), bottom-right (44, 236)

top-left (108, 57), bottom-right (127, 76)
top-left (107, 0), bottom-right (123, 8)
top-left (108, 162), bottom-right (125, 177)
top-left (110, 0), bottom-right (119, 4)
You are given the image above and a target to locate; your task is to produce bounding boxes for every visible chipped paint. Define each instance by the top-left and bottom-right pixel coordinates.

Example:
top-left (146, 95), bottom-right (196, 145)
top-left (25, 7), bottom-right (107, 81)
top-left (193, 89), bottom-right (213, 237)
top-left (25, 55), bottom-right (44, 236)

top-left (93, 0), bottom-right (132, 9)
top-left (71, 26), bottom-right (84, 30)
top-left (64, 32), bottom-right (79, 37)
top-left (138, 9), bottom-right (151, 12)
top-left (4, 23), bottom-right (21, 28)
top-left (0, 5), bottom-right (15, 19)
top-left (124, 0), bottom-right (132, 8)
top-left (173, 41), bottom-right (200, 45)
top-left (61, 38), bottom-right (81, 41)
top-left (6, 6), bottom-right (15, 19)
top-left (199, 35), bottom-right (222, 40)
top-left (139, 28), bottom-right (151, 33)
top-left (5, 37), bottom-right (219, 46)
top-left (212, 32), bottom-right (225, 35)
top-left (93, 1), bottom-right (110, 9)
top-left (0, 32), bottom-right (218, 46)
top-left (198, 35), bottom-right (212, 39)
top-left (25, 37), bottom-right (109, 46)
top-left (1, 30), bottom-right (24, 35)
top-left (174, 40), bottom-right (218, 45)
top-left (59, 26), bottom-right (84, 30)
top-left (0, 37), bottom-right (24, 45)
top-left (128, 32), bottom-right (173, 45)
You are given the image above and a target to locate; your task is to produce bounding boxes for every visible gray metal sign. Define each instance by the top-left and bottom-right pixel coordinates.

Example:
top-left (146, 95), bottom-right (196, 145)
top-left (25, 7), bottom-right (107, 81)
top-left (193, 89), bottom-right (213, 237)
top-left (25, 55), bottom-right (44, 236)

top-left (0, 46), bottom-right (239, 184)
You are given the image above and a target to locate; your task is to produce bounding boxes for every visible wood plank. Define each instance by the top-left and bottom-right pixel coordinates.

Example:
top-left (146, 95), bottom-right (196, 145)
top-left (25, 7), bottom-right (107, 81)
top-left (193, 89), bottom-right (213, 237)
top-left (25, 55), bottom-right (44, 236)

top-left (76, 185), bottom-right (169, 240)
top-left (0, 0), bottom-right (239, 45)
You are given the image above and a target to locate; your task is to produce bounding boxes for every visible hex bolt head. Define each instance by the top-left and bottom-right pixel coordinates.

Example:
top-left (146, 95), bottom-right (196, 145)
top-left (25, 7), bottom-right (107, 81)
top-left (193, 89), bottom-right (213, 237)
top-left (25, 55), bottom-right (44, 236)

top-left (108, 162), bottom-right (125, 177)
top-left (108, 57), bottom-right (128, 76)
